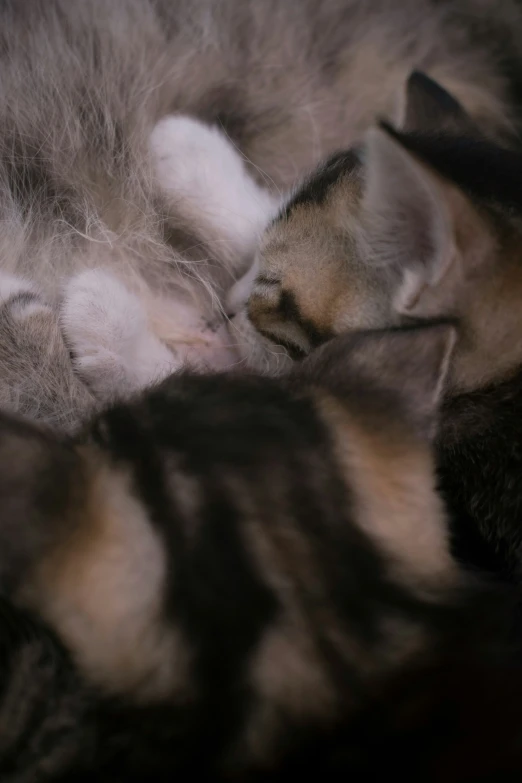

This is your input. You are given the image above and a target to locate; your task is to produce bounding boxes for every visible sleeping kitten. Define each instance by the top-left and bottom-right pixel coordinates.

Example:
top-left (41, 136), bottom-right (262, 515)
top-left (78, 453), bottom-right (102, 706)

top-left (225, 72), bottom-right (522, 579)
top-left (0, 321), bottom-right (471, 779)
top-left (228, 70), bottom-right (522, 386)
top-left (56, 71), bottom-right (522, 581)
top-left (2, 322), bottom-right (522, 781)
top-left (3, 0), bottom-right (522, 428)
top-left (4, 593), bottom-right (522, 782)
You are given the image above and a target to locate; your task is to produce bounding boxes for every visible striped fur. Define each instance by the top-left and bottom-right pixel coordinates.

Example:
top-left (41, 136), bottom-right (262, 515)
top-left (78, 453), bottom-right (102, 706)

top-left (0, 322), bottom-right (484, 779)
top-left (0, 325), bottom-right (522, 779)
top-left (231, 73), bottom-right (522, 390)
top-left (229, 73), bottom-right (522, 580)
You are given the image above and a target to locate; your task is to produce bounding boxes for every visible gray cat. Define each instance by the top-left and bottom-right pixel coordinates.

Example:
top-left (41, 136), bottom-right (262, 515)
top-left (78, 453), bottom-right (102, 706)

top-left (1, 0), bottom-right (522, 429)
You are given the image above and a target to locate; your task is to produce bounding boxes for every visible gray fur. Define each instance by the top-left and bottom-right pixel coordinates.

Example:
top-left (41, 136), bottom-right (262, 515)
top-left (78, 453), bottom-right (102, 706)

top-left (1, 0), bottom-right (522, 429)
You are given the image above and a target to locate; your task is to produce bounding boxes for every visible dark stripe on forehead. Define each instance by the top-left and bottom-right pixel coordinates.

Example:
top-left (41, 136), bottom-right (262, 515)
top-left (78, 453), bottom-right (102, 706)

top-left (280, 149), bottom-right (360, 220)
top-left (277, 290), bottom-right (331, 348)
top-left (251, 288), bottom-right (333, 358)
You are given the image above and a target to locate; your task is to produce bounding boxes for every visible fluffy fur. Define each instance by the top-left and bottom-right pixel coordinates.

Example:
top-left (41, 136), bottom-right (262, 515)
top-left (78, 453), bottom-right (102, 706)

top-left (226, 73), bottom-right (522, 579)
top-left (0, 322), bottom-right (488, 779)
top-left (229, 74), bottom-right (522, 384)
top-left (1, 324), bottom-right (522, 781)
top-left (2, 1), bottom-right (522, 426)
top-left (3, 589), bottom-right (522, 782)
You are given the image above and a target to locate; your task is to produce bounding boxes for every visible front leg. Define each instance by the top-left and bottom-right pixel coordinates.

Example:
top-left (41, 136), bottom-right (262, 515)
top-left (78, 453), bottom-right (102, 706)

top-left (150, 114), bottom-right (281, 272)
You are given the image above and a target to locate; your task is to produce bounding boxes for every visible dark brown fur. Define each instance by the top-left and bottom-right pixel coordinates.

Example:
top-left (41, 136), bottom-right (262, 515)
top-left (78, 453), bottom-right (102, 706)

top-left (0, 323), bottom-right (493, 780)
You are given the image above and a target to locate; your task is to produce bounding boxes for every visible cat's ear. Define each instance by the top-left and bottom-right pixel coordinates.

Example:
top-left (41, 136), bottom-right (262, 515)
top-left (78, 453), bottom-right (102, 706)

top-left (360, 123), bottom-right (479, 315)
top-left (297, 322), bottom-right (456, 439)
top-left (399, 71), bottom-right (478, 135)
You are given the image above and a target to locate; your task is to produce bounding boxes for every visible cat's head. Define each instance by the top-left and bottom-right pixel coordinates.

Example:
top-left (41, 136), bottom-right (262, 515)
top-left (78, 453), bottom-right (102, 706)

top-left (3, 321), bottom-right (513, 775)
top-left (230, 72), bottom-right (522, 393)
top-left (0, 323), bottom-right (457, 709)
top-left (0, 323), bottom-right (517, 777)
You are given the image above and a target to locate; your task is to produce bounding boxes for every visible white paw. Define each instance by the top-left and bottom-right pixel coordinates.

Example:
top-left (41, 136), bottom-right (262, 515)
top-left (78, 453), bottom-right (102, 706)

top-left (150, 115), bottom-right (279, 264)
top-left (0, 272), bottom-right (50, 318)
top-left (61, 269), bottom-right (179, 400)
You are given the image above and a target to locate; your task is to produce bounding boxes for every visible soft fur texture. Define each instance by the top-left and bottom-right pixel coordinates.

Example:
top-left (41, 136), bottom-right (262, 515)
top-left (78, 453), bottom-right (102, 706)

top-left (3, 589), bottom-right (522, 783)
top-left (230, 74), bottom-right (522, 386)
top-left (2, 1), bottom-right (522, 428)
top-left (0, 321), bottom-right (503, 781)
top-left (5, 4), bottom-right (522, 776)
top-left (0, 324), bottom-right (522, 781)
top-left (224, 73), bottom-right (522, 580)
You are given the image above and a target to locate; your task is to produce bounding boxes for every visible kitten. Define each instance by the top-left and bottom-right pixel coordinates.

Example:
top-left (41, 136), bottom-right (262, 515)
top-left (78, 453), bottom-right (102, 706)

top-left (58, 71), bottom-right (522, 581)
top-left (2, 588), bottom-right (522, 782)
top-left (229, 70), bottom-right (522, 386)
top-left (1, 323), bottom-right (522, 781)
top-left (3, 0), bottom-right (522, 428)
top-left (0, 321), bottom-right (475, 779)
top-left (4, 602), bottom-right (522, 783)
top-left (226, 72), bottom-right (522, 578)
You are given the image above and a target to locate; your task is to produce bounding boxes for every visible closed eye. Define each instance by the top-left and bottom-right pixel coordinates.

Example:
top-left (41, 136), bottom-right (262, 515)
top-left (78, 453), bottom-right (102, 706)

top-left (247, 292), bottom-right (312, 358)
top-left (256, 275), bottom-right (281, 287)
top-left (248, 281), bottom-right (330, 359)
top-left (257, 327), bottom-right (309, 360)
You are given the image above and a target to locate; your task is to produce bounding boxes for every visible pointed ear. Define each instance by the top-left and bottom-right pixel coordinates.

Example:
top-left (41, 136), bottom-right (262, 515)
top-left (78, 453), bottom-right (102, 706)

top-left (400, 71), bottom-right (478, 135)
top-left (297, 322), bottom-right (457, 439)
top-left (360, 123), bottom-right (462, 313)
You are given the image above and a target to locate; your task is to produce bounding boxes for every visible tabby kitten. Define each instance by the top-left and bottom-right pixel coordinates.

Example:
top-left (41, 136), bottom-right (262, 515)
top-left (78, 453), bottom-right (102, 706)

top-left (2, 324), bottom-right (522, 781)
top-left (0, 322), bottom-right (478, 780)
top-left (229, 70), bottom-right (522, 388)
top-left (3, 591), bottom-right (522, 782)
top-left (3, 0), bottom-right (522, 429)
top-left (224, 72), bottom-right (522, 580)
